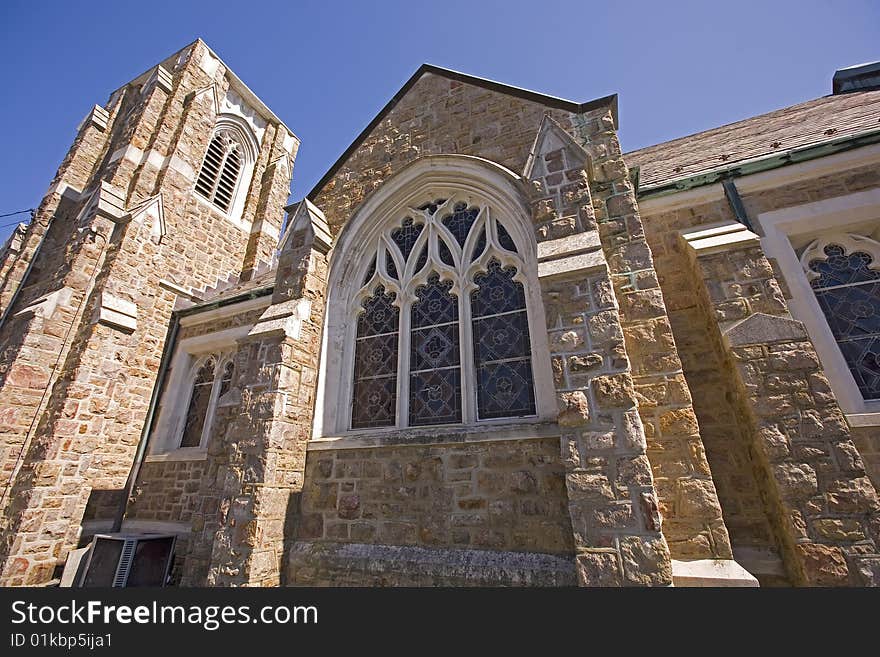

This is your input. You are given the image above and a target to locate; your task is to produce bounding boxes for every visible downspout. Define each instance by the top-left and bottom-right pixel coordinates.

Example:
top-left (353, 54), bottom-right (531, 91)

top-left (721, 179), bottom-right (754, 232)
top-left (111, 313), bottom-right (180, 532)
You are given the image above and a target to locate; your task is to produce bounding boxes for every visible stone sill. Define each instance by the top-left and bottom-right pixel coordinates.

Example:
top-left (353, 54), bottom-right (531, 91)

top-left (309, 420), bottom-right (561, 451)
top-left (144, 448), bottom-right (208, 463)
top-left (846, 412), bottom-right (880, 428)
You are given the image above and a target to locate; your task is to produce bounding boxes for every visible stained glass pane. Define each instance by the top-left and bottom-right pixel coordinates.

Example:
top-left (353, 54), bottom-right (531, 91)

top-left (180, 358), bottom-right (216, 448)
top-left (471, 259), bottom-right (527, 317)
top-left (808, 244), bottom-right (880, 400)
top-left (418, 199), bottom-right (447, 215)
top-left (352, 377), bottom-right (397, 429)
top-left (442, 203), bottom-right (479, 247)
top-left (409, 273), bottom-right (461, 425)
top-left (391, 217), bottom-right (423, 262)
top-left (836, 337), bottom-right (880, 400)
top-left (472, 311), bottom-right (531, 362)
top-left (386, 251), bottom-right (399, 280)
top-left (218, 360), bottom-right (234, 398)
top-left (411, 275), bottom-right (457, 328)
top-left (355, 333), bottom-right (399, 376)
top-left (439, 239), bottom-right (455, 267)
top-left (471, 259), bottom-right (536, 419)
top-left (476, 361), bottom-right (537, 419)
top-left (497, 222), bottom-right (517, 253)
top-left (471, 228), bottom-right (486, 262)
top-left (409, 369), bottom-right (462, 426)
top-left (411, 324), bottom-right (459, 371)
top-left (356, 286), bottom-right (399, 337)
top-left (353, 286), bottom-right (399, 428)
top-left (809, 245), bottom-right (880, 289)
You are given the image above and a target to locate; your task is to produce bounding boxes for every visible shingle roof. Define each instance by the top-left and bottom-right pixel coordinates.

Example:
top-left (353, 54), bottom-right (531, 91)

top-left (625, 89), bottom-right (880, 190)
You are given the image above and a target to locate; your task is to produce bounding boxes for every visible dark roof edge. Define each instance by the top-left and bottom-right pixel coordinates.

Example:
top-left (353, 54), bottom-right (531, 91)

top-left (175, 284), bottom-right (275, 318)
top-left (635, 127), bottom-right (880, 201)
top-left (305, 64), bottom-right (618, 201)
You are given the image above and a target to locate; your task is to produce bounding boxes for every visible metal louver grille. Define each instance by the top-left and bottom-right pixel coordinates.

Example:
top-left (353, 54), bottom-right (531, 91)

top-left (112, 539), bottom-right (137, 587)
top-left (194, 132), bottom-right (244, 213)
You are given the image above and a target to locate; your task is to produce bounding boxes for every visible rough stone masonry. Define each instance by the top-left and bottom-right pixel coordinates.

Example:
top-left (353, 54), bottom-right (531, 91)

top-left (1, 40), bottom-right (879, 586)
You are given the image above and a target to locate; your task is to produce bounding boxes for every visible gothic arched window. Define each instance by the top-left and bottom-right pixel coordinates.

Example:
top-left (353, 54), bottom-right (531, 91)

top-left (803, 234), bottom-right (880, 400)
top-left (349, 198), bottom-right (537, 430)
top-left (178, 355), bottom-right (235, 448)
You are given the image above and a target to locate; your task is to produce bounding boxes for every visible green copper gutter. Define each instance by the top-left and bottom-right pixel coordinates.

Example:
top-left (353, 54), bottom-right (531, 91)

top-left (635, 128), bottom-right (880, 200)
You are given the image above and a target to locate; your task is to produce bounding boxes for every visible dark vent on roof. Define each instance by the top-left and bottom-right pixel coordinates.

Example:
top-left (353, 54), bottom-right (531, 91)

top-left (833, 61), bottom-right (880, 95)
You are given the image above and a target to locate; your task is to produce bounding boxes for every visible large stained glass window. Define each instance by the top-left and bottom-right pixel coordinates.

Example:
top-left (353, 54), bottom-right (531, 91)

top-left (806, 238), bottom-right (880, 400)
top-left (349, 198), bottom-right (538, 430)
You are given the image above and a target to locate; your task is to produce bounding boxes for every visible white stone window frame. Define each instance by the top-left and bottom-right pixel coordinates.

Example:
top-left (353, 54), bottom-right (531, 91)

top-left (314, 155), bottom-right (557, 444)
top-left (192, 113), bottom-right (259, 231)
top-left (757, 186), bottom-right (880, 427)
top-left (146, 323), bottom-right (253, 461)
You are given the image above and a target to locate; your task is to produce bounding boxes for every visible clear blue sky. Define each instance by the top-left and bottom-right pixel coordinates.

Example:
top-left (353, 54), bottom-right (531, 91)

top-left (1, 0), bottom-right (877, 243)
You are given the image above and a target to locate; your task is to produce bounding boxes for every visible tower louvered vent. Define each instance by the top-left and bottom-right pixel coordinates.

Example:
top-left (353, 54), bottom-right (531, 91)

top-left (195, 132), bottom-right (243, 213)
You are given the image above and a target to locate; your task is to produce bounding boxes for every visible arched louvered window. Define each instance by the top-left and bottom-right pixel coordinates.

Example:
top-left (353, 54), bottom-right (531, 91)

top-left (178, 355), bottom-right (235, 448)
top-left (802, 234), bottom-right (880, 400)
top-left (195, 131), bottom-right (244, 213)
top-left (349, 198), bottom-right (537, 430)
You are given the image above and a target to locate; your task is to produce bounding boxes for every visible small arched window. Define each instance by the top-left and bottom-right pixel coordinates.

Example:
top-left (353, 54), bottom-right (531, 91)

top-left (803, 234), bottom-right (880, 400)
top-left (193, 117), bottom-right (258, 218)
top-left (178, 355), bottom-right (235, 448)
top-left (350, 198), bottom-right (536, 430)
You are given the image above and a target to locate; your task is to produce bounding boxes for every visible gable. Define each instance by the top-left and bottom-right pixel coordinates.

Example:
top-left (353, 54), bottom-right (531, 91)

top-left (308, 65), bottom-right (616, 231)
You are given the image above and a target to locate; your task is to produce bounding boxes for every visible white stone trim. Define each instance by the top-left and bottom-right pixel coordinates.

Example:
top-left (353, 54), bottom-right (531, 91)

top-left (144, 448), bottom-right (208, 463)
top-left (316, 154), bottom-right (557, 439)
top-left (148, 324), bottom-right (251, 454)
top-left (309, 420), bottom-right (561, 451)
top-left (756, 187), bottom-right (880, 424)
top-left (671, 559), bottom-right (759, 587)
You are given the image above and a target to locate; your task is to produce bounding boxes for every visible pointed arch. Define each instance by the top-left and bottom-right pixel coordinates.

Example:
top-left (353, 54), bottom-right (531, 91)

top-left (316, 155), bottom-right (556, 438)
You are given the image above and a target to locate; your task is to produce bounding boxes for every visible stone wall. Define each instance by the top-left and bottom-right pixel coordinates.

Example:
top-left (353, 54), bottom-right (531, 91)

top-left (0, 39), bottom-right (296, 585)
top-left (684, 236), bottom-right (880, 585)
top-left (297, 438), bottom-right (572, 556)
top-left (307, 74), bottom-right (683, 586)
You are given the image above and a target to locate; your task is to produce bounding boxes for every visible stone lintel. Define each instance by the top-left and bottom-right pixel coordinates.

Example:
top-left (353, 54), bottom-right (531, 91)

top-left (537, 250), bottom-right (605, 280)
top-left (681, 220), bottom-right (760, 258)
top-left (536, 231), bottom-right (601, 262)
top-left (288, 541), bottom-right (576, 587)
top-left (671, 559), bottom-right (759, 587)
top-left (723, 312), bottom-right (808, 348)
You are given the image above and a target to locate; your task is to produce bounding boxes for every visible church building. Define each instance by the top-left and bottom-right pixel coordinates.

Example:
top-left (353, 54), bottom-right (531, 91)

top-left (1, 40), bottom-right (879, 586)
